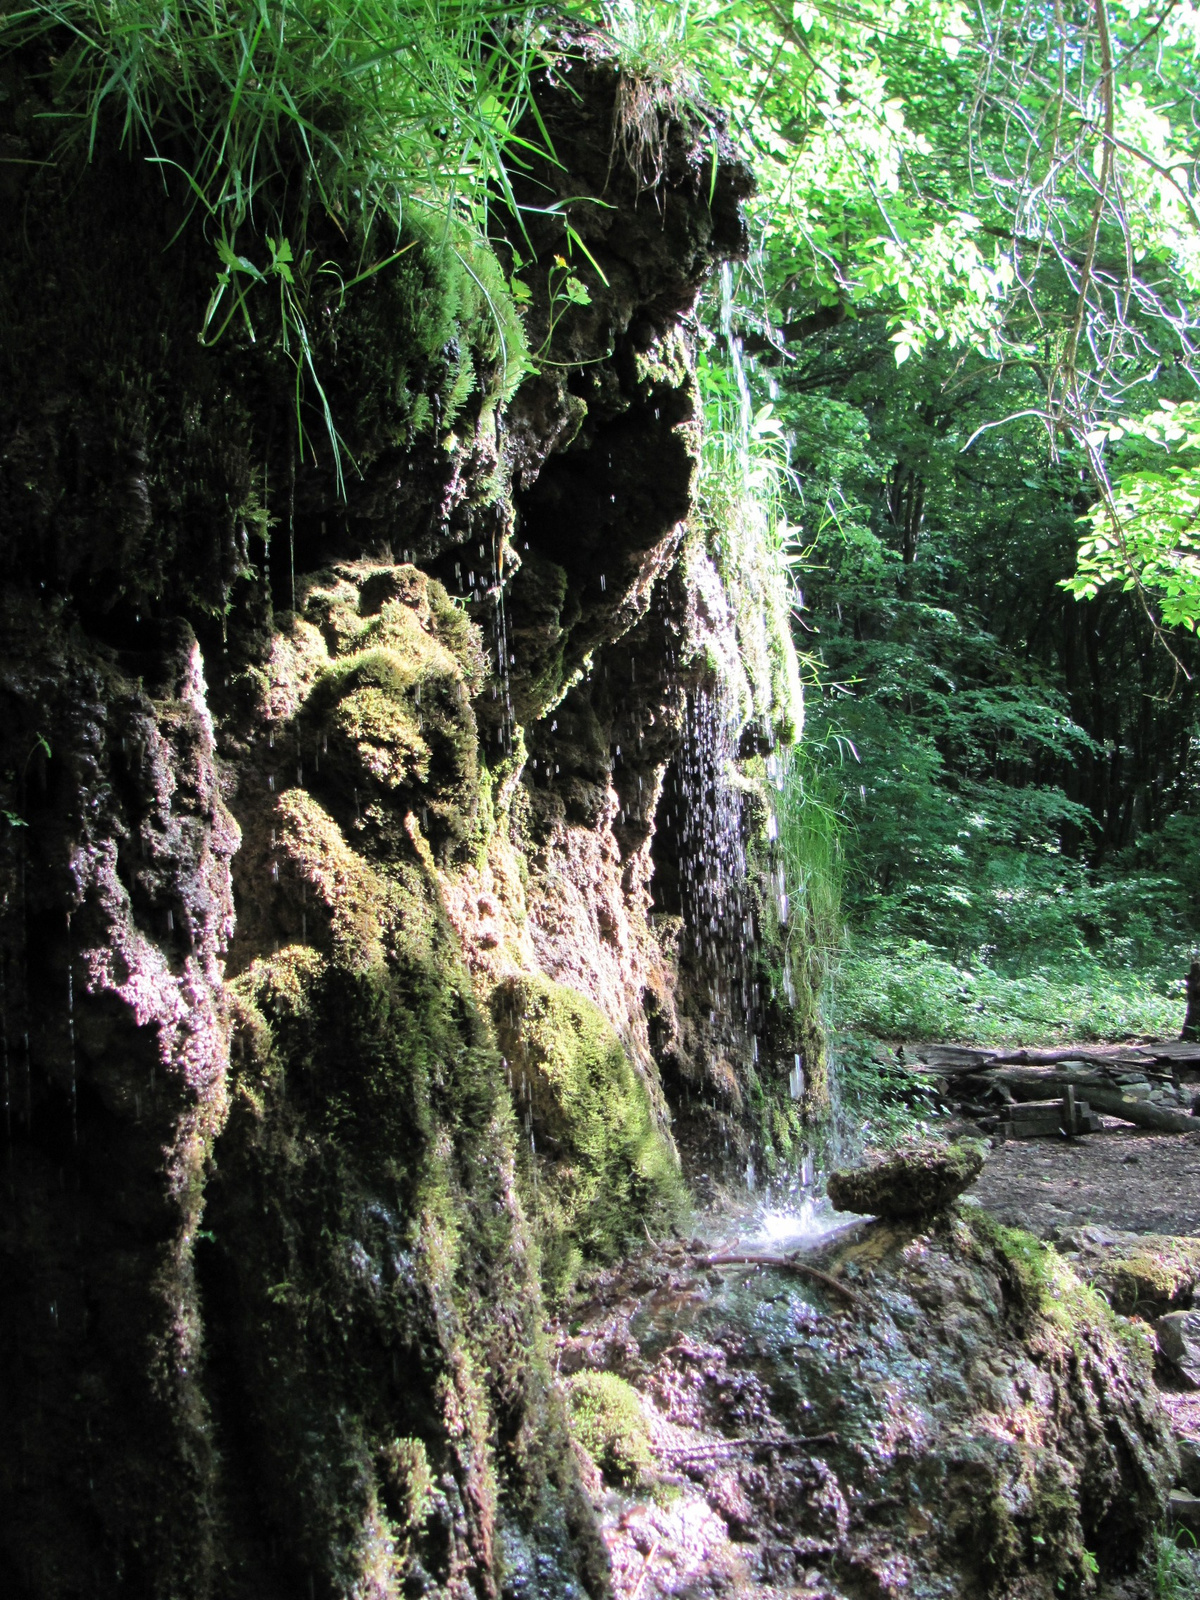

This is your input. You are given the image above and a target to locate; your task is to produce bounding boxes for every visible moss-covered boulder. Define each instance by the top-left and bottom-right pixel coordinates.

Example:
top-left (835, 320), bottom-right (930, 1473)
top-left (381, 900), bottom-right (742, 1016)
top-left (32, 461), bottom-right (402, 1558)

top-left (493, 974), bottom-right (686, 1301)
top-left (564, 1372), bottom-right (651, 1486)
top-left (827, 1139), bottom-right (986, 1220)
top-left (1060, 1227), bottom-right (1200, 1317)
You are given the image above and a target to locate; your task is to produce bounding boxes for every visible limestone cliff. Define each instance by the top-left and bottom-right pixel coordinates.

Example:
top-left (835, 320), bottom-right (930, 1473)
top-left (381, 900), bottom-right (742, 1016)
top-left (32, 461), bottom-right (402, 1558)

top-left (0, 35), bottom-right (813, 1600)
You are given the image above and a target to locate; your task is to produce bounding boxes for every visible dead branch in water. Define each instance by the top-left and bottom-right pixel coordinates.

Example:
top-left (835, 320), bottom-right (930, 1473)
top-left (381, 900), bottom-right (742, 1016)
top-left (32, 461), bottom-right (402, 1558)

top-left (701, 1252), bottom-right (869, 1309)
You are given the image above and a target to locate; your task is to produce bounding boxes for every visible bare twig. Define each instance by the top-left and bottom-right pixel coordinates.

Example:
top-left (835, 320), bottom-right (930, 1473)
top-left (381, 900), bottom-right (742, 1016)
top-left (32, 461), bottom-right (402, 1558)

top-left (701, 1253), bottom-right (869, 1310)
top-left (629, 1539), bottom-right (659, 1600)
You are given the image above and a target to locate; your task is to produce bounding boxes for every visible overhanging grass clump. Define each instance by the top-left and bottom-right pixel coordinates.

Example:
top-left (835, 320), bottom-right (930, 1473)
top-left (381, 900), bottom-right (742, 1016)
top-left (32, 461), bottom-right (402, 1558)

top-left (6, 0), bottom-right (547, 242)
top-left (1, 0), bottom-right (547, 476)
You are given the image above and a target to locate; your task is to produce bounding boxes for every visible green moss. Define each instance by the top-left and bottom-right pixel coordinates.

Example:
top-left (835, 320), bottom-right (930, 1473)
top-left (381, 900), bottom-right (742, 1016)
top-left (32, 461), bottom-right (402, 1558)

top-left (493, 974), bottom-right (686, 1302)
top-left (1086, 1237), bottom-right (1200, 1317)
top-left (564, 1371), bottom-right (651, 1486)
top-left (964, 1210), bottom-right (1123, 1341)
top-left (324, 218), bottom-right (530, 458)
top-left (633, 326), bottom-right (690, 393)
top-left (293, 564), bottom-right (483, 859)
top-left (505, 552), bottom-right (577, 726)
top-left (207, 556), bottom-right (609, 1596)
top-left (220, 893), bottom-right (554, 1596)
top-left (379, 1437), bottom-right (435, 1534)
top-left (949, 1437), bottom-right (1086, 1595)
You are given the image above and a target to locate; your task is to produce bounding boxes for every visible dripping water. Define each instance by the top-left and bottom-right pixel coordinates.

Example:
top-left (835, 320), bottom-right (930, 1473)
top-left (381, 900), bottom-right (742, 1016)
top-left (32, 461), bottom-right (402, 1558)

top-left (672, 685), bottom-right (758, 1062)
top-left (64, 912), bottom-right (77, 1146)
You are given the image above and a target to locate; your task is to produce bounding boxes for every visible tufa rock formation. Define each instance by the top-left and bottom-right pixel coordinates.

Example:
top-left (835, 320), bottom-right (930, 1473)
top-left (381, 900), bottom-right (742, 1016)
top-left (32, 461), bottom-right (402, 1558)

top-left (558, 1208), bottom-right (1178, 1596)
top-left (0, 34), bottom-right (816, 1600)
top-left (827, 1140), bottom-right (987, 1221)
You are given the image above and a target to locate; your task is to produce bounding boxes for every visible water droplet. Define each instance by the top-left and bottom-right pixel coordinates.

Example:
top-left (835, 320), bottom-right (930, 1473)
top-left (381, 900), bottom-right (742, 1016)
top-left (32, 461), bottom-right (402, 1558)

top-left (790, 1055), bottom-right (805, 1100)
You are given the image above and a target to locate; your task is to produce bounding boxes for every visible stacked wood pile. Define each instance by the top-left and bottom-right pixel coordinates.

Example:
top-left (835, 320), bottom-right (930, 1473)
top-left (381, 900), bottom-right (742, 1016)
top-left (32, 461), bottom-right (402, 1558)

top-left (888, 1042), bottom-right (1200, 1140)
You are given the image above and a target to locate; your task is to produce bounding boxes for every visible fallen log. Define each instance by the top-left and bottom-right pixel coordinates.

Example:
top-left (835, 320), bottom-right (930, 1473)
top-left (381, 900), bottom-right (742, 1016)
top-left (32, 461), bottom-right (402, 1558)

top-left (909, 1041), bottom-right (1200, 1074)
top-left (976, 1047), bottom-right (1153, 1069)
top-left (987, 1072), bottom-right (1200, 1133)
top-left (992, 1068), bottom-right (1124, 1097)
top-left (1065, 1086), bottom-right (1200, 1134)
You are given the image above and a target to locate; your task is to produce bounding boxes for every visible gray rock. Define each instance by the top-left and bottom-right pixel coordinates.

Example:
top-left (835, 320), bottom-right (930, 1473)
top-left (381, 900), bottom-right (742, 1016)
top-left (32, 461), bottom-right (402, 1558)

top-left (1169, 1488), bottom-right (1200, 1537)
top-left (1157, 1310), bottom-right (1200, 1388)
top-left (1178, 1437), bottom-right (1200, 1495)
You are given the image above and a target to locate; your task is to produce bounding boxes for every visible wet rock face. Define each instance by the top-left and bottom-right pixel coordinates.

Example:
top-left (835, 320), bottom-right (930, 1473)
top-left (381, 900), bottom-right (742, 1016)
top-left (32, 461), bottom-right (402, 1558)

top-left (0, 598), bottom-right (236, 1596)
top-left (0, 34), bottom-right (781, 1600)
top-left (827, 1140), bottom-right (987, 1220)
top-left (555, 1210), bottom-right (1175, 1598)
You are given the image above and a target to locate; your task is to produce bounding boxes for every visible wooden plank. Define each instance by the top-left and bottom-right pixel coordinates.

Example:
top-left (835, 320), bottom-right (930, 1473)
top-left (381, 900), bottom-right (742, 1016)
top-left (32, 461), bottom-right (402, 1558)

top-left (1146, 1042), bottom-right (1200, 1063)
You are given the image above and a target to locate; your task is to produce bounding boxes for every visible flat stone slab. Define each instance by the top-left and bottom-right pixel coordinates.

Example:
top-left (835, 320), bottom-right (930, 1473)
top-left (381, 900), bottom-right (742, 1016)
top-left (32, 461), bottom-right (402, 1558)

top-left (828, 1141), bottom-right (986, 1220)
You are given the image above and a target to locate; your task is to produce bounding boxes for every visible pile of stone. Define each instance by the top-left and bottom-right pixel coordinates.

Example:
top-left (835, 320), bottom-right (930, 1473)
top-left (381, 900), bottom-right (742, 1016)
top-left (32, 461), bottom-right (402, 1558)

top-left (887, 1041), bottom-right (1200, 1139)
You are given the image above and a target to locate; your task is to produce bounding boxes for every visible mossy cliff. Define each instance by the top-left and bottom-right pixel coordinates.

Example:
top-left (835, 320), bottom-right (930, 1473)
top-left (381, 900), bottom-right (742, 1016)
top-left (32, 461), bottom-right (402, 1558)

top-left (0, 31), bottom-right (816, 1600)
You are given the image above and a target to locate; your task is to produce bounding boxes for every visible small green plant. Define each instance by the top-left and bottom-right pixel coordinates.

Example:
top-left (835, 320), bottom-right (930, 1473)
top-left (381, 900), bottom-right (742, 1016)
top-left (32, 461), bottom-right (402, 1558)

top-left (1152, 1530), bottom-right (1200, 1599)
top-left (564, 1370), bottom-right (652, 1485)
top-left (535, 253), bottom-right (594, 360)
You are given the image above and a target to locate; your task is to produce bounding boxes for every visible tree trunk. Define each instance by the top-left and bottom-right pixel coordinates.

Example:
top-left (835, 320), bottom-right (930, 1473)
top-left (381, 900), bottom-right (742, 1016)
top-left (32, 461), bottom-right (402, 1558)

top-left (1184, 955), bottom-right (1200, 1042)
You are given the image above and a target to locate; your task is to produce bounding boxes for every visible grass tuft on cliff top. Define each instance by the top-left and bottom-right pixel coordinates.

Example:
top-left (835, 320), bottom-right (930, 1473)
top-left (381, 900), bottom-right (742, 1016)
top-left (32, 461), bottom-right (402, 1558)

top-left (1, 0), bottom-right (553, 474)
top-left (6, 0), bottom-right (547, 244)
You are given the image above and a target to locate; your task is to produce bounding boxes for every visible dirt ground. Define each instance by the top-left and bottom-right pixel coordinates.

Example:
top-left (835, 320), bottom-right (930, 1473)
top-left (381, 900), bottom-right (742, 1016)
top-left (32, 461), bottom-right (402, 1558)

top-left (968, 1121), bottom-right (1200, 1238)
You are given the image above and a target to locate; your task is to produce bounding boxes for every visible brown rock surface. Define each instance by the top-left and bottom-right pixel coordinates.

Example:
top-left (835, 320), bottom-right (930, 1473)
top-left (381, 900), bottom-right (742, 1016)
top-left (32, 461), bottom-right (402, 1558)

top-left (827, 1139), bottom-right (986, 1219)
top-left (0, 38), bottom-right (807, 1600)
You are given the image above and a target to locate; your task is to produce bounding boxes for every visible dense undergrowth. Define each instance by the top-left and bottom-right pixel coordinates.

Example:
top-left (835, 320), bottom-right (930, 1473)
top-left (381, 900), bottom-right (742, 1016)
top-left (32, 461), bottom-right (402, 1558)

top-left (836, 941), bottom-right (1189, 1045)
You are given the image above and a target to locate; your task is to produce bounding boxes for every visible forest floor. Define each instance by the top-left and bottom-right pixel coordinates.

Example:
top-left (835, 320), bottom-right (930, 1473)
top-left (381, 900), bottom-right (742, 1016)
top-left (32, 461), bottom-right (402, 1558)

top-left (969, 1122), bottom-right (1200, 1238)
